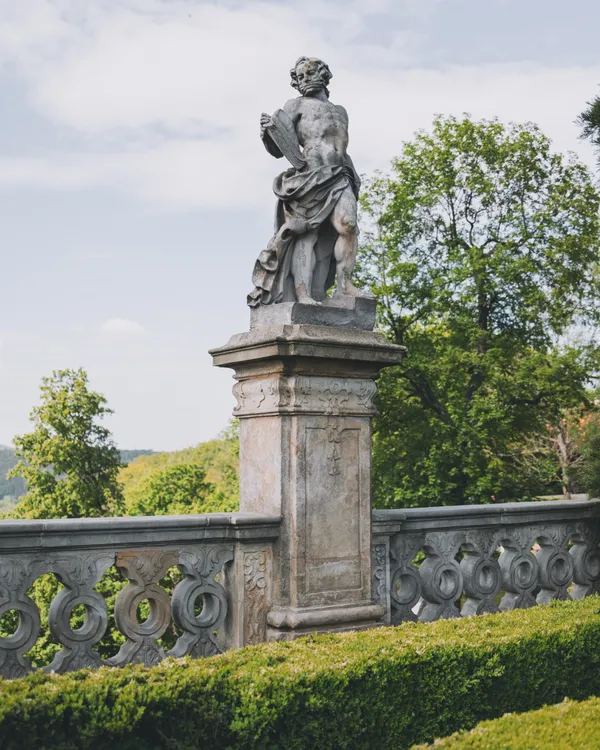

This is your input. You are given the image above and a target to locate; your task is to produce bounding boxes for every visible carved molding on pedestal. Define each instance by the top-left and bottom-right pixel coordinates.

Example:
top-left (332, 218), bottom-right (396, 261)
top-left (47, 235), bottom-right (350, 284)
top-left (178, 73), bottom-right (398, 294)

top-left (233, 375), bottom-right (378, 417)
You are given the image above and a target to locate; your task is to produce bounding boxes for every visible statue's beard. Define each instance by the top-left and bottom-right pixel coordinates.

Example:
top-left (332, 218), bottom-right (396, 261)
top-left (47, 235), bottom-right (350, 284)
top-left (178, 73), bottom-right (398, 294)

top-left (299, 80), bottom-right (325, 96)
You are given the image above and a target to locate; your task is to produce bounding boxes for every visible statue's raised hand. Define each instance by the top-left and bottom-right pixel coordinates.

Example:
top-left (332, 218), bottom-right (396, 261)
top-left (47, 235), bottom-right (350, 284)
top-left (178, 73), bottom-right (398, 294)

top-left (260, 112), bottom-right (274, 137)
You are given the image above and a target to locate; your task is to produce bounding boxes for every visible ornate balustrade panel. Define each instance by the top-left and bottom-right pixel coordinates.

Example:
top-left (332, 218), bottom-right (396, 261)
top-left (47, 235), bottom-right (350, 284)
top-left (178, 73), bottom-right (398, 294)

top-left (373, 500), bottom-right (600, 626)
top-left (0, 513), bottom-right (279, 679)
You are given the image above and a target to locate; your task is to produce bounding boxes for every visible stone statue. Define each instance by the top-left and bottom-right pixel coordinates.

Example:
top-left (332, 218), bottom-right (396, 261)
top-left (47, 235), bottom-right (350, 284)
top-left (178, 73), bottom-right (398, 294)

top-left (248, 56), bottom-right (373, 308)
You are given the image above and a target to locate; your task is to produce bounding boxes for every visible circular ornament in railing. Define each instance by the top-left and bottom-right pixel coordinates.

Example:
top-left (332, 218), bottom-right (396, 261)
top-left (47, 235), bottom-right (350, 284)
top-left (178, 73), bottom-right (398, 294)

top-left (390, 566), bottom-right (421, 609)
top-left (170, 578), bottom-right (227, 658)
top-left (117, 583), bottom-right (171, 641)
top-left (460, 552), bottom-right (501, 616)
top-left (0, 597), bottom-right (40, 678)
top-left (47, 587), bottom-right (108, 671)
top-left (536, 545), bottom-right (574, 604)
top-left (570, 538), bottom-right (600, 598)
top-left (419, 556), bottom-right (463, 621)
top-left (499, 546), bottom-right (539, 610)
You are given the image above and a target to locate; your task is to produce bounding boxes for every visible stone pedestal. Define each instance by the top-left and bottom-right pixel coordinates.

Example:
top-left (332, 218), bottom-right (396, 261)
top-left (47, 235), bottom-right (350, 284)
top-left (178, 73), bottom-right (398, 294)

top-left (210, 309), bottom-right (404, 640)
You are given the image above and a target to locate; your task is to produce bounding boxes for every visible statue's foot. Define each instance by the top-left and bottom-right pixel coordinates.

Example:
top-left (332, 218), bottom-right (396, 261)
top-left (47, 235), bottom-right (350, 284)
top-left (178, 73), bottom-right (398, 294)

top-left (297, 294), bottom-right (322, 306)
top-left (333, 282), bottom-right (375, 299)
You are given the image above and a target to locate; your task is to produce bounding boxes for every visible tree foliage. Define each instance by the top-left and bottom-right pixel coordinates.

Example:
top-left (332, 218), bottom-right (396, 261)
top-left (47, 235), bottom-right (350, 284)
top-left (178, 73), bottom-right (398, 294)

top-left (9, 369), bottom-right (124, 519)
top-left (119, 422), bottom-right (239, 516)
top-left (578, 86), bottom-right (600, 169)
top-left (574, 406), bottom-right (600, 499)
top-left (359, 116), bottom-right (600, 507)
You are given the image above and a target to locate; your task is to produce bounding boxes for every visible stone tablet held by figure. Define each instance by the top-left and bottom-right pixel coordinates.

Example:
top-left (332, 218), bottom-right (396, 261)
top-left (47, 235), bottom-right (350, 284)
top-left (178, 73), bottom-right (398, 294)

top-left (248, 56), bottom-right (375, 309)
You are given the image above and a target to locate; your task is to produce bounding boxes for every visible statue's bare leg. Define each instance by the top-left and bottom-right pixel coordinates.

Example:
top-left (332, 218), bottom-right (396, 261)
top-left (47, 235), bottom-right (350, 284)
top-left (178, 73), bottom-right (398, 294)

top-left (292, 228), bottom-right (320, 304)
top-left (331, 186), bottom-right (364, 297)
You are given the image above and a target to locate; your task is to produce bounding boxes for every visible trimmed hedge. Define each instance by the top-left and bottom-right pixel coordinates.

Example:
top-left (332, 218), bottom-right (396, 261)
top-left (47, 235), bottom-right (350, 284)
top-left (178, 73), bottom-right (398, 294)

top-left (413, 695), bottom-right (600, 749)
top-left (0, 598), bottom-right (600, 750)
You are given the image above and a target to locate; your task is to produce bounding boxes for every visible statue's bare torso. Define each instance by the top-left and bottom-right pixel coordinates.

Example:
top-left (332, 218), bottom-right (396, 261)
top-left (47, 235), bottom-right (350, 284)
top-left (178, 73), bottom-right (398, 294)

top-left (283, 97), bottom-right (349, 170)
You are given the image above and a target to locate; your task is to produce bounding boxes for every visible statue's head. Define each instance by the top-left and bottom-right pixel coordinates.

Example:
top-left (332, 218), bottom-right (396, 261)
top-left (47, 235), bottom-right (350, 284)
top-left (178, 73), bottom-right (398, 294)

top-left (290, 57), bottom-right (332, 97)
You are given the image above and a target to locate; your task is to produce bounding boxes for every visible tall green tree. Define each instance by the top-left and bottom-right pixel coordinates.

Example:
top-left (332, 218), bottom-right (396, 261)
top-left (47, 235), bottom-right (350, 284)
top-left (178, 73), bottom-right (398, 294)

top-left (10, 368), bottom-right (124, 518)
top-left (578, 87), bottom-right (600, 169)
top-left (359, 116), bottom-right (600, 507)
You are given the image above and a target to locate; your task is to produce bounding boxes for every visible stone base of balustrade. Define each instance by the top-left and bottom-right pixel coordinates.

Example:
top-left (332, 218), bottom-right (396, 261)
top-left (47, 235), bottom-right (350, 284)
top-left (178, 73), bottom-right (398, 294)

top-left (266, 601), bottom-right (385, 640)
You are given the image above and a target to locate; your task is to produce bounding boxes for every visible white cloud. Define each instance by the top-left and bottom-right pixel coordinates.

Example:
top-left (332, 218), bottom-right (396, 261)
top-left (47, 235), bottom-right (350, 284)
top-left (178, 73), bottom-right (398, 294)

top-left (0, 1), bottom-right (597, 210)
top-left (100, 317), bottom-right (145, 335)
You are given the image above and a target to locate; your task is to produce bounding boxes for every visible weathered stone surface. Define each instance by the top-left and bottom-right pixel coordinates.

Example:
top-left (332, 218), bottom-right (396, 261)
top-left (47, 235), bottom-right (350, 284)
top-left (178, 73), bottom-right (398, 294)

top-left (250, 297), bottom-right (377, 331)
top-left (0, 514), bottom-right (279, 679)
top-left (372, 500), bottom-right (600, 626)
top-left (211, 323), bottom-right (403, 373)
top-left (212, 323), bottom-right (404, 638)
top-left (250, 57), bottom-right (373, 307)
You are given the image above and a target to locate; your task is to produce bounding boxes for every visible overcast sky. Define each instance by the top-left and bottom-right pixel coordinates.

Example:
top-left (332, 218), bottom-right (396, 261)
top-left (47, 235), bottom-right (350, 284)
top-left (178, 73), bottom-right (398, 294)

top-left (1, 0), bottom-right (599, 451)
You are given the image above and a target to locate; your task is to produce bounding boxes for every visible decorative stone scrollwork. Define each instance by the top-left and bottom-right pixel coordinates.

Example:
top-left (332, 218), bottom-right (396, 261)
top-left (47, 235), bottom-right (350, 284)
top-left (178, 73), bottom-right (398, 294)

top-left (388, 533), bottom-right (424, 624)
top-left (570, 526), bottom-right (600, 599)
top-left (47, 553), bottom-right (115, 673)
top-left (356, 380), bottom-right (378, 410)
top-left (232, 375), bottom-right (379, 416)
top-left (325, 421), bottom-right (342, 477)
top-left (169, 545), bottom-right (234, 658)
top-left (319, 380), bottom-right (350, 415)
top-left (108, 550), bottom-right (178, 668)
top-left (418, 532), bottom-right (465, 622)
top-left (0, 559), bottom-right (42, 679)
top-left (535, 528), bottom-right (574, 605)
top-left (243, 550), bottom-right (270, 644)
top-left (460, 532), bottom-right (501, 616)
top-left (371, 542), bottom-right (388, 614)
top-left (498, 528), bottom-right (540, 610)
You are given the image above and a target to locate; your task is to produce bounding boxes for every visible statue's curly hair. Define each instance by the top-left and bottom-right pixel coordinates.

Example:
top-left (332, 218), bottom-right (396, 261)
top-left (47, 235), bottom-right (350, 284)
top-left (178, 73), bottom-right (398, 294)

top-left (290, 57), bottom-right (332, 97)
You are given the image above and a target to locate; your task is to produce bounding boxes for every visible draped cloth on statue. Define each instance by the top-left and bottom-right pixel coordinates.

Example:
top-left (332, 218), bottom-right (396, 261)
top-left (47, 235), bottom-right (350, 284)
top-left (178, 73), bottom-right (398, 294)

top-left (248, 163), bottom-right (359, 307)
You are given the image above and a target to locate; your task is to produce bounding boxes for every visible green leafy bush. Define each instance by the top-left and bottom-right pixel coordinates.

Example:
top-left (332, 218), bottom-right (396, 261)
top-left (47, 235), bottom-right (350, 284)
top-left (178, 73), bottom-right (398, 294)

top-left (0, 598), bottom-right (599, 750)
top-left (413, 695), bottom-right (600, 749)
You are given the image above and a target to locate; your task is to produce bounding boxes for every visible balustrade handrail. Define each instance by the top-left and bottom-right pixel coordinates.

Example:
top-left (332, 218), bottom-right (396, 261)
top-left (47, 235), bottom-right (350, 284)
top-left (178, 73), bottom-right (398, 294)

top-left (0, 512), bottom-right (281, 553)
top-left (373, 498), bottom-right (600, 531)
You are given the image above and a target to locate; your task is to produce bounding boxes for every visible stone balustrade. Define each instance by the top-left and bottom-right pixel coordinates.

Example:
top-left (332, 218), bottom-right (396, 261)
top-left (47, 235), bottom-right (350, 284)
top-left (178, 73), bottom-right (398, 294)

top-left (1, 500), bottom-right (599, 680)
top-left (0, 513), bottom-right (279, 679)
top-left (372, 500), bottom-right (600, 625)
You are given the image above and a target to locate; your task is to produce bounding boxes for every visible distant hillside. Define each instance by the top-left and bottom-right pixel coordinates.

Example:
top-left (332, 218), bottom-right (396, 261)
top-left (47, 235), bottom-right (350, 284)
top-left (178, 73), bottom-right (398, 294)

top-left (120, 449), bottom-right (156, 465)
top-left (0, 446), bottom-right (24, 500)
top-left (119, 438), bottom-right (239, 515)
top-left (0, 446), bottom-right (156, 501)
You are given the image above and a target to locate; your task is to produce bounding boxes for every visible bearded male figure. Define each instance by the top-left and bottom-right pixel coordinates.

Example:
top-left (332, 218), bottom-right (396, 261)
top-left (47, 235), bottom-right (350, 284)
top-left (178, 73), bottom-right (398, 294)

top-left (248, 57), bottom-right (373, 308)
